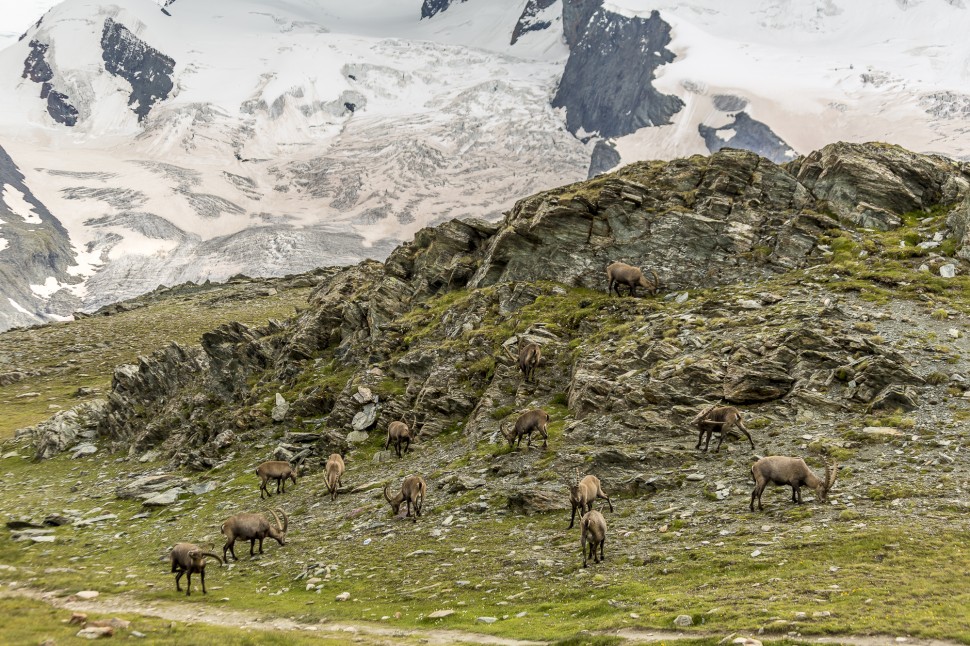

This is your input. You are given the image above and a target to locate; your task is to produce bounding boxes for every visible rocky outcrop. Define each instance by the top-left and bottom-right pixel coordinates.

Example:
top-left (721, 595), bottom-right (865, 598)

top-left (101, 19), bottom-right (175, 122)
top-left (421, 0), bottom-right (468, 19)
top-left (588, 139), bottom-right (621, 178)
top-left (553, 8), bottom-right (684, 138)
top-left (21, 40), bottom-right (79, 126)
top-left (787, 142), bottom-right (970, 230)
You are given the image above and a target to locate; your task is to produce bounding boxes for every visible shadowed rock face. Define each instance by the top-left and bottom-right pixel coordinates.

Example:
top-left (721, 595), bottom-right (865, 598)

top-left (21, 40), bottom-right (79, 126)
top-left (0, 145), bottom-right (81, 329)
top-left (421, 0), bottom-right (468, 19)
top-left (511, 0), bottom-right (557, 45)
top-left (553, 8), bottom-right (684, 139)
top-left (562, 0), bottom-right (602, 48)
top-left (588, 139), bottom-right (621, 178)
top-left (699, 112), bottom-right (796, 164)
top-left (101, 18), bottom-right (175, 122)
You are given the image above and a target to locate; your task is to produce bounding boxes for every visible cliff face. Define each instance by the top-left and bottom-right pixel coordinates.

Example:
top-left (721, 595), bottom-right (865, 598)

top-left (19, 142), bottom-right (970, 473)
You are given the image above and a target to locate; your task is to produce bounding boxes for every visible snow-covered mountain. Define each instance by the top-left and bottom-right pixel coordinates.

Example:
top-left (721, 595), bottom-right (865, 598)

top-left (1, 0), bottom-right (969, 330)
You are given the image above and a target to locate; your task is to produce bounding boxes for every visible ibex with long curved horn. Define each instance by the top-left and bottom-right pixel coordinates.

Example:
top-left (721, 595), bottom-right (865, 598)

top-left (221, 508), bottom-right (288, 560)
top-left (568, 475), bottom-right (614, 529)
top-left (505, 341), bottom-right (541, 382)
top-left (500, 409), bottom-right (550, 450)
top-left (606, 261), bottom-right (660, 297)
top-left (169, 542), bottom-right (222, 596)
top-left (750, 456), bottom-right (838, 512)
top-left (384, 475), bottom-right (426, 522)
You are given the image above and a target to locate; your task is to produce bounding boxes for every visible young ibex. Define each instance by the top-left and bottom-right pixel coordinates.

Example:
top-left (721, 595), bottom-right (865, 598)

top-left (221, 508), bottom-right (288, 560)
top-left (750, 456), bottom-right (838, 512)
top-left (568, 475), bottom-right (614, 529)
top-left (580, 510), bottom-right (607, 567)
top-left (606, 261), bottom-right (660, 297)
top-left (383, 475), bottom-right (426, 522)
top-left (256, 460), bottom-right (301, 499)
top-left (324, 453), bottom-right (345, 501)
top-left (693, 404), bottom-right (755, 453)
top-left (500, 409), bottom-right (550, 450)
top-left (169, 542), bottom-right (222, 596)
top-left (385, 421), bottom-right (413, 458)
top-left (506, 341), bottom-right (541, 382)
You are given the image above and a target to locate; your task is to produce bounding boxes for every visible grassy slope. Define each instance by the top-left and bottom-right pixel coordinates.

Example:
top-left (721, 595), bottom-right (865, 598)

top-left (1, 213), bottom-right (970, 644)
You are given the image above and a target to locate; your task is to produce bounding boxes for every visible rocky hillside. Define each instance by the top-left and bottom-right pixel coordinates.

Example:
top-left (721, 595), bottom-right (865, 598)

top-left (4, 142), bottom-right (970, 644)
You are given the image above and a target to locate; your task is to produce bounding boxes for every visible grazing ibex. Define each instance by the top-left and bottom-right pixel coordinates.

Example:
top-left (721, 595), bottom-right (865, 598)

top-left (606, 261), bottom-right (660, 297)
top-left (384, 475), bottom-right (426, 522)
top-left (506, 341), bottom-right (541, 382)
top-left (693, 404), bottom-right (755, 453)
top-left (169, 542), bottom-right (222, 596)
top-left (500, 409), bottom-right (550, 450)
top-left (750, 456), bottom-right (838, 512)
top-left (221, 508), bottom-right (288, 560)
top-left (580, 510), bottom-right (607, 567)
top-left (324, 453), bottom-right (345, 501)
top-left (256, 460), bottom-right (301, 499)
top-left (385, 421), bottom-right (413, 458)
top-left (568, 475), bottom-right (614, 529)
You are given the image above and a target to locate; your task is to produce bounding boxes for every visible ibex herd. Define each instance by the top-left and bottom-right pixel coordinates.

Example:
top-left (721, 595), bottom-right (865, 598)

top-left (166, 261), bottom-right (846, 586)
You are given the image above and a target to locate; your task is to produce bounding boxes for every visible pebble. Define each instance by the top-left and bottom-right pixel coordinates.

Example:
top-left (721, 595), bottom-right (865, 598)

top-left (673, 614), bottom-right (693, 627)
top-left (428, 609), bottom-right (454, 619)
top-left (335, 592), bottom-right (350, 601)
top-left (940, 264), bottom-right (956, 278)
top-left (685, 473), bottom-right (704, 482)
top-left (75, 590), bottom-right (100, 600)
top-left (477, 616), bottom-right (498, 624)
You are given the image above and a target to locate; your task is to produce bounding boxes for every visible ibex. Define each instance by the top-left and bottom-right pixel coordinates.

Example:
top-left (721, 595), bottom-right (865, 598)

top-left (169, 542), bottom-right (222, 596)
top-left (606, 261), bottom-right (660, 297)
top-left (693, 404), bottom-right (755, 452)
top-left (221, 508), bottom-right (288, 560)
top-left (580, 510), bottom-right (607, 567)
top-left (324, 453), bottom-right (345, 501)
top-left (568, 475), bottom-right (614, 529)
top-left (500, 409), bottom-right (550, 450)
top-left (750, 456), bottom-right (838, 512)
top-left (383, 475), bottom-right (426, 522)
top-left (506, 341), bottom-right (541, 382)
top-left (385, 421), bottom-right (413, 458)
top-left (255, 460), bottom-right (301, 499)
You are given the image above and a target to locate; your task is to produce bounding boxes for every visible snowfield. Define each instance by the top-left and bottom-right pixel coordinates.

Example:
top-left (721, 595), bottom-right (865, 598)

top-left (1, 0), bottom-right (970, 329)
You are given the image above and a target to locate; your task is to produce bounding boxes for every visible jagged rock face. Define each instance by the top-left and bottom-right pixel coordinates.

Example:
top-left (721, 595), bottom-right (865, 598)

top-left (511, 0), bottom-right (558, 45)
top-left (699, 112), bottom-right (796, 164)
top-left (553, 8), bottom-right (684, 138)
top-left (587, 139), bottom-right (620, 178)
top-left (100, 19), bottom-right (175, 122)
top-left (0, 145), bottom-right (81, 329)
top-left (21, 40), bottom-right (78, 126)
top-left (30, 142), bottom-right (970, 467)
top-left (471, 148), bottom-right (821, 291)
top-left (562, 0), bottom-right (602, 48)
top-left (788, 142), bottom-right (970, 230)
top-left (421, 0), bottom-right (468, 19)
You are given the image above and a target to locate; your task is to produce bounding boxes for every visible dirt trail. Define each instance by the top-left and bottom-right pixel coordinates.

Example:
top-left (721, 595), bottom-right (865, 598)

top-left (4, 587), bottom-right (965, 646)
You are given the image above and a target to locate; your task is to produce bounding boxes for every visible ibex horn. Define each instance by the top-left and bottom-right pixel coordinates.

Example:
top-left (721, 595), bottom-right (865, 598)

top-left (201, 552), bottom-right (224, 566)
top-left (383, 484), bottom-right (392, 503)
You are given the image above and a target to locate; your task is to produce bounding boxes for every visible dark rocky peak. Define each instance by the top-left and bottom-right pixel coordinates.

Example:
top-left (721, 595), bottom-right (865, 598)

top-left (588, 139), bottom-right (620, 178)
top-left (562, 0), bottom-right (602, 48)
top-left (699, 112), bottom-right (796, 165)
top-left (511, 0), bottom-right (558, 45)
top-left (21, 40), bottom-right (79, 126)
top-left (552, 7), bottom-right (684, 139)
top-left (421, 0), bottom-right (469, 19)
top-left (101, 18), bottom-right (175, 122)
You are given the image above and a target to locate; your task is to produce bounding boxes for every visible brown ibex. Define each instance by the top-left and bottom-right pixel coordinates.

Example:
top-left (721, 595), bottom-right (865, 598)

top-left (255, 460), bottom-right (301, 499)
top-left (606, 261), bottom-right (660, 297)
top-left (324, 453), bottom-right (345, 501)
top-left (568, 475), bottom-right (614, 529)
top-left (693, 404), bottom-right (755, 452)
top-left (500, 409), bottom-right (550, 450)
top-left (580, 510), bottom-right (607, 567)
top-left (221, 508), bottom-right (288, 560)
top-left (169, 542), bottom-right (222, 596)
top-left (750, 456), bottom-right (838, 512)
top-left (383, 475), bottom-right (426, 522)
top-left (385, 420), bottom-right (413, 458)
top-left (505, 341), bottom-right (541, 382)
